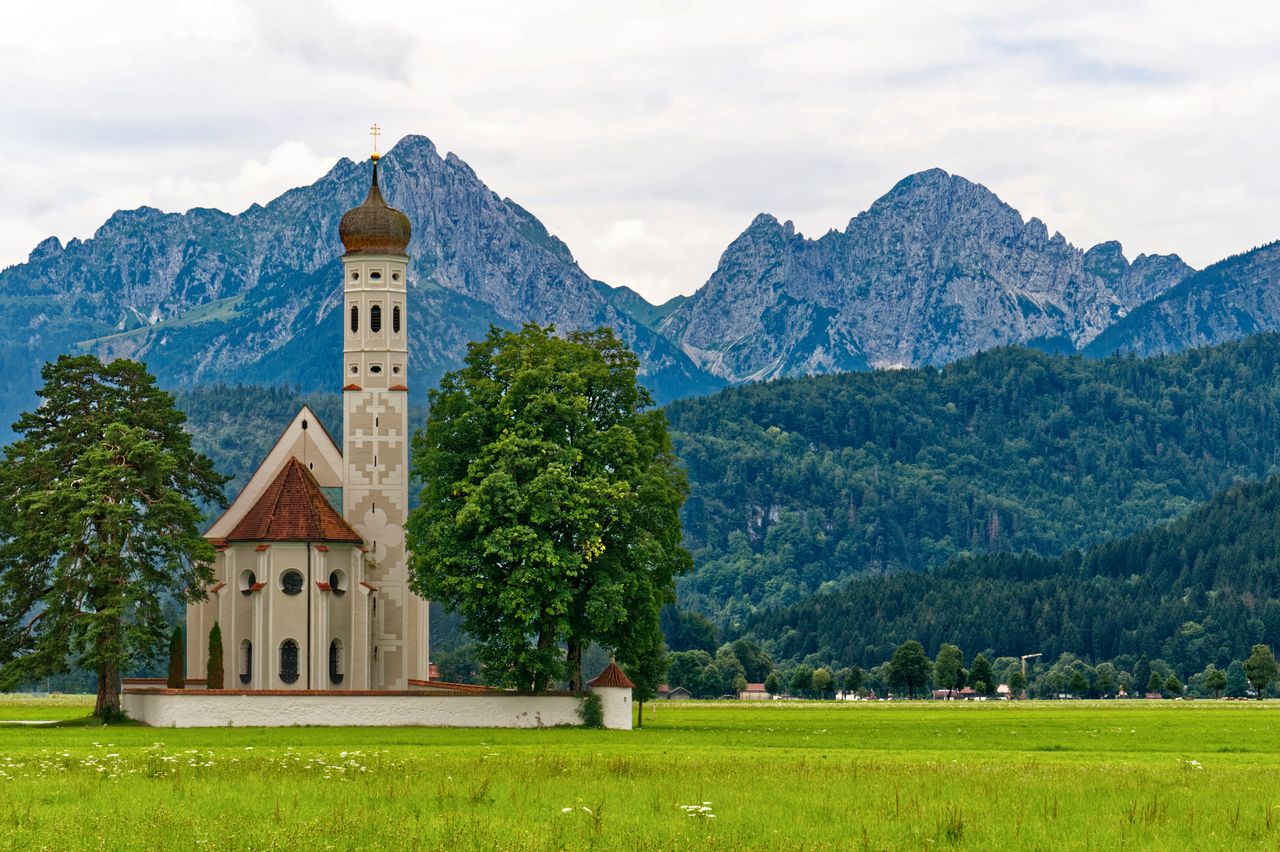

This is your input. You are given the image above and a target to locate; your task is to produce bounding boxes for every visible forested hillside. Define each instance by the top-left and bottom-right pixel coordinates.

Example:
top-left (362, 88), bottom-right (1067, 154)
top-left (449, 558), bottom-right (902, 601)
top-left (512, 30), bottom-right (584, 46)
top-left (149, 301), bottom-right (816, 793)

top-left (667, 334), bottom-right (1280, 624)
top-left (745, 476), bottom-right (1280, 670)
top-left (171, 335), bottom-right (1280, 635)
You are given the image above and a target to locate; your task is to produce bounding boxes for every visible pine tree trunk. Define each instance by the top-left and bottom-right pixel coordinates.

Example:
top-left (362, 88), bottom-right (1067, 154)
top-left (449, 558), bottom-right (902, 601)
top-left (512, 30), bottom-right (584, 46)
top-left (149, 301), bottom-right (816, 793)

top-left (94, 660), bottom-right (121, 720)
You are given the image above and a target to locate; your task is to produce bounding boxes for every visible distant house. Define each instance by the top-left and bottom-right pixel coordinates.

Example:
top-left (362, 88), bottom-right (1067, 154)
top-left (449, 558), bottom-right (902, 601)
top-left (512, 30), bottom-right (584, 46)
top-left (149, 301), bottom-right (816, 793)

top-left (739, 683), bottom-right (769, 701)
top-left (665, 686), bottom-right (692, 701)
top-left (1144, 692), bottom-right (1165, 700)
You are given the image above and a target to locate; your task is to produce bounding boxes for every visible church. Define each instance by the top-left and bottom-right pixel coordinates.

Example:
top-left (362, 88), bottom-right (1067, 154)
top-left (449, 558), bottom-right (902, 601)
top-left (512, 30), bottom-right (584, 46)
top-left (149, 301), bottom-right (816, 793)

top-left (185, 147), bottom-right (428, 691)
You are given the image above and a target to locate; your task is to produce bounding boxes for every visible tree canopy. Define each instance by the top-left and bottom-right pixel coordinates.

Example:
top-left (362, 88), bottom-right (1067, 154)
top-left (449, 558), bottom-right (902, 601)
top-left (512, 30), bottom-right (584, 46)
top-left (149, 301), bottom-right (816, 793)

top-left (0, 356), bottom-right (225, 717)
top-left (406, 325), bottom-right (690, 691)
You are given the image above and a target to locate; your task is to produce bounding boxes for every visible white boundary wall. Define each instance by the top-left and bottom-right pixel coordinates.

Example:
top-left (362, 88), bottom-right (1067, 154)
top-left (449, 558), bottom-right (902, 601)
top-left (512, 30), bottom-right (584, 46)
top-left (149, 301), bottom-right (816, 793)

top-left (122, 687), bottom-right (632, 730)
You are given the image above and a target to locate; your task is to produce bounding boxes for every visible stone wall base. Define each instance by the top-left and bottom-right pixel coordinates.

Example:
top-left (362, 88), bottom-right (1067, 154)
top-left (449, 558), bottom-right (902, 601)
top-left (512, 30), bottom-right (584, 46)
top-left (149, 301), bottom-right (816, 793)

top-left (121, 686), bottom-right (632, 730)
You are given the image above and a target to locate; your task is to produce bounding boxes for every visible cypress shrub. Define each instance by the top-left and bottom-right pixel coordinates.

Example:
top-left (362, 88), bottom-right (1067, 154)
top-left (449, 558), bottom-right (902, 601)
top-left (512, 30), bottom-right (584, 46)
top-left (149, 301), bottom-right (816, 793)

top-left (167, 626), bottom-right (185, 689)
top-left (207, 622), bottom-right (225, 690)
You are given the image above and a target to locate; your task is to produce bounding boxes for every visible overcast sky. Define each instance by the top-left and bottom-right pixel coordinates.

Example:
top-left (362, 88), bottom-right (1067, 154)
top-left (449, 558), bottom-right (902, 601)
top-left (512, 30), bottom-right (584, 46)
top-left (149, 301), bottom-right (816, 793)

top-left (2, 1), bottom-right (1278, 303)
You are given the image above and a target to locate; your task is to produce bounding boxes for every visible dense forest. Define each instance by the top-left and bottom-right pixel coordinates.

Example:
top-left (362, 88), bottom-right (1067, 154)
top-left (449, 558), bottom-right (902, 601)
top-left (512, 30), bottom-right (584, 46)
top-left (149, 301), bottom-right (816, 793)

top-left (667, 334), bottom-right (1280, 625)
top-left (744, 476), bottom-right (1280, 671)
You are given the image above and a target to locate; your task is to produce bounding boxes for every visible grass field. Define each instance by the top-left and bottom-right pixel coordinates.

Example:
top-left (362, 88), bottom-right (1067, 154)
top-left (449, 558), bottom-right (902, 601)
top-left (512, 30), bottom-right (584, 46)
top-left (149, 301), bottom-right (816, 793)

top-left (2, 696), bottom-right (1280, 849)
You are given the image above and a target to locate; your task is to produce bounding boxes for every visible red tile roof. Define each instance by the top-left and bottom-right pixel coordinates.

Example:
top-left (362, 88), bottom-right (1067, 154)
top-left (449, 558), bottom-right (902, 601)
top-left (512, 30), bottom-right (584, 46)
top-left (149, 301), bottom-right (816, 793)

top-left (225, 458), bottom-right (363, 544)
top-left (587, 661), bottom-right (635, 689)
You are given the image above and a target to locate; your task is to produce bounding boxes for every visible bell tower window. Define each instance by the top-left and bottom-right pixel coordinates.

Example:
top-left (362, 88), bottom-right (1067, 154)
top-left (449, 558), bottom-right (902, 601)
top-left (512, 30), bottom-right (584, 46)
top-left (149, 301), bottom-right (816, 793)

top-left (392, 306), bottom-right (401, 334)
top-left (370, 304), bottom-right (382, 333)
top-left (350, 305), bottom-right (359, 333)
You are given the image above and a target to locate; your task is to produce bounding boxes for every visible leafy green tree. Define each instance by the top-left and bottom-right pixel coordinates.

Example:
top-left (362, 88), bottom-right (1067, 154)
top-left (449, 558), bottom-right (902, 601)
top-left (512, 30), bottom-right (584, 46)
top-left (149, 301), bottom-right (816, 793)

top-left (1133, 657), bottom-right (1151, 699)
top-left (1093, 662), bottom-right (1118, 697)
top-left (1007, 669), bottom-right (1027, 698)
top-left (834, 667), bottom-right (851, 697)
top-left (667, 650), bottom-right (711, 696)
top-left (764, 671), bottom-right (781, 696)
top-left (888, 641), bottom-right (932, 698)
top-left (846, 665), bottom-right (865, 698)
top-left (711, 647), bottom-right (746, 696)
top-left (1202, 663), bottom-right (1228, 698)
top-left (1067, 668), bottom-right (1089, 698)
top-left (1147, 671), bottom-right (1164, 695)
top-left (731, 638), bottom-right (774, 682)
top-left (435, 642), bottom-right (482, 684)
top-left (1165, 674), bottom-right (1183, 696)
top-left (811, 667), bottom-right (833, 699)
top-left (934, 644), bottom-right (964, 697)
top-left (1226, 660), bottom-right (1250, 698)
top-left (622, 625), bottom-right (669, 728)
top-left (166, 627), bottom-right (185, 690)
top-left (1244, 645), bottom-right (1278, 698)
top-left (0, 356), bottom-right (225, 718)
top-left (790, 664), bottom-right (814, 698)
top-left (207, 623), bottom-right (224, 690)
top-left (969, 654), bottom-right (995, 697)
top-left (407, 325), bottom-right (691, 691)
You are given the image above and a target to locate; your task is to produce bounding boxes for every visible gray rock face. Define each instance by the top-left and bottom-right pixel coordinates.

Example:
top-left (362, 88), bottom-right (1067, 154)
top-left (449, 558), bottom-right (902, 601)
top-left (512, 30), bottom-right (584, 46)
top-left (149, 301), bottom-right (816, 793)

top-left (660, 169), bottom-right (1195, 381)
top-left (1085, 241), bottom-right (1280, 358)
top-left (0, 135), bottom-right (722, 433)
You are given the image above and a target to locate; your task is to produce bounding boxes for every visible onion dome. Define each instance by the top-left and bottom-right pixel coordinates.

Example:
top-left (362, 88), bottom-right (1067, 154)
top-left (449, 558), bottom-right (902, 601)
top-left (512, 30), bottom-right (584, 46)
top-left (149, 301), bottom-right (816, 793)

top-left (339, 158), bottom-right (411, 256)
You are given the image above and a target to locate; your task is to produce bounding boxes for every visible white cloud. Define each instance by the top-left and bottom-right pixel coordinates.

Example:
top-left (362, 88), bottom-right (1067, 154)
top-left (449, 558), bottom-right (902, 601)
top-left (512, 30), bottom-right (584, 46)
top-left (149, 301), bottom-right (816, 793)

top-left (2, 1), bottom-right (1280, 300)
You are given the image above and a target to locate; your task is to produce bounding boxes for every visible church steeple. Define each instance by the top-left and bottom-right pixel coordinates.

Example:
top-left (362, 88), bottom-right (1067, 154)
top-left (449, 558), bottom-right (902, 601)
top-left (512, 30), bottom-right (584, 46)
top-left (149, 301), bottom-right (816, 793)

top-left (338, 134), bottom-right (426, 689)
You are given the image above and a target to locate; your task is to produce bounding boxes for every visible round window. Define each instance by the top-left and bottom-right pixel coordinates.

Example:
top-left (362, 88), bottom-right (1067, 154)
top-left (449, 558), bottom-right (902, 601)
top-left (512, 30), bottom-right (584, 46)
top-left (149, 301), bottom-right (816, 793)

top-left (281, 571), bottom-right (304, 596)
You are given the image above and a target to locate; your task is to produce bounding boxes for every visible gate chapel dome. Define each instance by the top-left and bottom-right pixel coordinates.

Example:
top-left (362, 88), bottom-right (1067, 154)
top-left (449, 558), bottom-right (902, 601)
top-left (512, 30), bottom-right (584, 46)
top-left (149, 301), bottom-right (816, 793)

top-left (339, 157), bottom-right (411, 257)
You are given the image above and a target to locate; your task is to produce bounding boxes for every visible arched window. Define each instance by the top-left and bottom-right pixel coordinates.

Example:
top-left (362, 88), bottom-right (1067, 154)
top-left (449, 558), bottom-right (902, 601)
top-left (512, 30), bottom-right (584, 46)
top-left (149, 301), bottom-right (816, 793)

top-left (239, 639), bottom-right (252, 685)
top-left (281, 570), bottom-right (303, 596)
top-left (279, 640), bottom-right (299, 684)
top-left (350, 305), bottom-right (359, 333)
top-left (392, 306), bottom-right (401, 334)
top-left (329, 639), bottom-right (344, 685)
top-left (239, 569), bottom-right (256, 595)
top-left (370, 304), bottom-right (382, 333)
top-left (329, 570), bottom-right (347, 597)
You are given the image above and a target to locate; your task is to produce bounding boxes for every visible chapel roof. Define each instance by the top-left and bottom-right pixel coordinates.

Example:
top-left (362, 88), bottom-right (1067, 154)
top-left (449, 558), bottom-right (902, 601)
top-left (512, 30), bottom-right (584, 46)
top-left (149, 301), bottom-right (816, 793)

top-left (225, 457), bottom-right (362, 543)
top-left (587, 661), bottom-right (635, 689)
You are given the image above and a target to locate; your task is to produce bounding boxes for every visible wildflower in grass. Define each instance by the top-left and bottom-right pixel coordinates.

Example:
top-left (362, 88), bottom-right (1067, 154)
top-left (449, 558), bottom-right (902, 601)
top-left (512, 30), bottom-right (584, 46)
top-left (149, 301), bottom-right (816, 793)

top-left (680, 803), bottom-right (716, 818)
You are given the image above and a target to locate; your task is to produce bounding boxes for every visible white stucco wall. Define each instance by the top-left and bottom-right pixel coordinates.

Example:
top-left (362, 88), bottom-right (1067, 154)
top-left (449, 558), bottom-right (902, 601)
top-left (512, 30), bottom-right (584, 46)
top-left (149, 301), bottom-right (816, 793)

top-left (122, 687), bottom-right (632, 730)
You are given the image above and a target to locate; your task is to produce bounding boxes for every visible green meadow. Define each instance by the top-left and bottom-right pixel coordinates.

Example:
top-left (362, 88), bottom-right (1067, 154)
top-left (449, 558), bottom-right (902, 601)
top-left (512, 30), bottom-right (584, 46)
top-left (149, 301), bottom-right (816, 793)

top-left (3, 697), bottom-right (1280, 850)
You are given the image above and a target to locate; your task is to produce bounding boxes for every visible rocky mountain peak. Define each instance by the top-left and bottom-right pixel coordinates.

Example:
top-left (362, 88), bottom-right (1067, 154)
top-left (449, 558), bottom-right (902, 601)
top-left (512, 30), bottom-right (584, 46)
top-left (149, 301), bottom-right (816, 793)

top-left (663, 169), bottom-right (1196, 382)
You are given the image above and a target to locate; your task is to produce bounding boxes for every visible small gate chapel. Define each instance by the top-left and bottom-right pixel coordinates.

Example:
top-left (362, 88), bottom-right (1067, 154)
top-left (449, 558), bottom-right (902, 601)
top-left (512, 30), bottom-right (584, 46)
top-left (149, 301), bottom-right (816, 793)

top-left (186, 146), bottom-right (428, 691)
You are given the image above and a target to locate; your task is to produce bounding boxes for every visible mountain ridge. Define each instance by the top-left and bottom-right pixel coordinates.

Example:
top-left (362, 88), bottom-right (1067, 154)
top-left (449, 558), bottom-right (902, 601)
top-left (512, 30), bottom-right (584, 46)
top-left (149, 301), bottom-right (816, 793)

top-left (660, 167), bottom-right (1195, 381)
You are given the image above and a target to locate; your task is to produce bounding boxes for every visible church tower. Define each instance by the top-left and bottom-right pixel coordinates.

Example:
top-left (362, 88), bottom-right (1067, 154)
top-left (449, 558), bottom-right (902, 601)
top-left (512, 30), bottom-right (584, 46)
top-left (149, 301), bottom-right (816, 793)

top-left (337, 148), bottom-right (427, 689)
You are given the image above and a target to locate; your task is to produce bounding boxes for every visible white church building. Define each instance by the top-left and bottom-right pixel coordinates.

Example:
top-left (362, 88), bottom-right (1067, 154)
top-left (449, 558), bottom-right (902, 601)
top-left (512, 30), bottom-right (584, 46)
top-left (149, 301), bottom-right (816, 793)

top-left (123, 146), bottom-right (633, 729)
top-left (187, 151), bottom-right (426, 692)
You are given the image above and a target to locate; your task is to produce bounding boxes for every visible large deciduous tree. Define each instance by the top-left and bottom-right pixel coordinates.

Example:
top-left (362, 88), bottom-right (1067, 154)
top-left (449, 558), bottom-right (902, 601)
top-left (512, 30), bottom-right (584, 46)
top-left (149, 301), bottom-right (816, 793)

top-left (888, 641), bottom-right (932, 698)
top-left (934, 643), bottom-right (963, 698)
top-left (0, 356), bottom-right (225, 718)
top-left (407, 325), bottom-right (691, 692)
top-left (1244, 644), bottom-right (1277, 698)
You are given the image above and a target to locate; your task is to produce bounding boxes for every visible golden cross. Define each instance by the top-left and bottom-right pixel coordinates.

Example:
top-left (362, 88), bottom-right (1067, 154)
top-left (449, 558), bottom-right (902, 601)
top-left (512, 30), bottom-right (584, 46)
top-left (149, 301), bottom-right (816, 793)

top-left (369, 123), bottom-right (382, 156)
